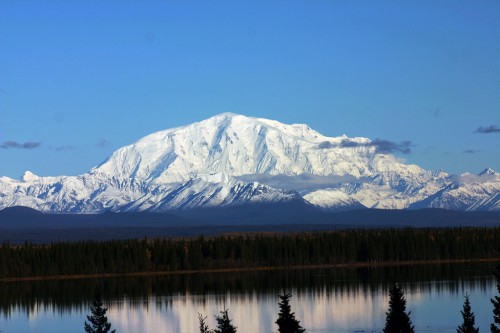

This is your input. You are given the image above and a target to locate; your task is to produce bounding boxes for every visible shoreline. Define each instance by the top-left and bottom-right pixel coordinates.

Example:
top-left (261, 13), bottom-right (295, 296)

top-left (2, 257), bottom-right (499, 283)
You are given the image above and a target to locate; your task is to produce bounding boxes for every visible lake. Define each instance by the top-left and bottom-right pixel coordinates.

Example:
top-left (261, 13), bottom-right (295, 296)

top-left (1, 261), bottom-right (498, 333)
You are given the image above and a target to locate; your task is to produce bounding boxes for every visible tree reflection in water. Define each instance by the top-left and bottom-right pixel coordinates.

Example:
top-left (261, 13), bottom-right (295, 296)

top-left (0, 261), bottom-right (497, 333)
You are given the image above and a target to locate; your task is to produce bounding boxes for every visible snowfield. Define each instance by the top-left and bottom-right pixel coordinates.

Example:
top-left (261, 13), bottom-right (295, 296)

top-left (0, 113), bottom-right (498, 212)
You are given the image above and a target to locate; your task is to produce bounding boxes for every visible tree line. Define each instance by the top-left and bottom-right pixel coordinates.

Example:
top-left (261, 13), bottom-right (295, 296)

top-left (0, 227), bottom-right (499, 279)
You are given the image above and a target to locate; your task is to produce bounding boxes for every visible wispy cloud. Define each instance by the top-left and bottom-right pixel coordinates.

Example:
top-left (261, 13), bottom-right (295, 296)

top-left (0, 141), bottom-right (41, 149)
top-left (358, 139), bottom-right (412, 154)
top-left (55, 145), bottom-right (77, 151)
top-left (318, 139), bottom-right (413, 154)
top-left (453, 172), bottom-right (498, 185)
top-left (96, 139), bottom-right (109, 148)
top-left (474, 125), bottom-right (500, 134)
top-left (433, 108), bottom-right (441, 118)
top-left (317, 141), bottom-right (337, 149)
top-left (237, 173), bottom-right (371, 191)
top-left (463, 149), bottom-right (480, 154)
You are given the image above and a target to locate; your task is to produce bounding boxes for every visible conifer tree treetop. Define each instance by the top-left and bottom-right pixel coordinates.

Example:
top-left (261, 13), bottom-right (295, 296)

top-left (492, 264), bottom-right (500, 333)
top-left (457, 294), bottom-right (479, 333)
top-left (198, 313), bottom-right (211, 333)
top-left (383, 283), bottom-right (414, 333)
top-left (213, 308), bottom-right (237, 333)
top-left (276, 292), bottom-right (306, 333)
top-left (84, 297), bottom-right (116, 333)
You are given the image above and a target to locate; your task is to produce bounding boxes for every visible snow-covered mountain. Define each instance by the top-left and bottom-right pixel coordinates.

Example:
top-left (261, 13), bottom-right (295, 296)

top-left (0, 113), bottom-right (498, 212)
top-left (410, 169), bottom-right (500, 211)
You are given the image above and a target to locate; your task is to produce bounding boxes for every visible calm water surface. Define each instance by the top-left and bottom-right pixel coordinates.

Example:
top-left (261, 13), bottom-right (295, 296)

top-left (1, 262), bottom-right (497, 333)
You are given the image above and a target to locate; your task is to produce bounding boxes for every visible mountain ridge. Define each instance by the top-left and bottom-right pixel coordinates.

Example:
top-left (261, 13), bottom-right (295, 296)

top-left (1, 206), bottom-right (499, 243)
top-left (0, 113), bottom-right (498, 213)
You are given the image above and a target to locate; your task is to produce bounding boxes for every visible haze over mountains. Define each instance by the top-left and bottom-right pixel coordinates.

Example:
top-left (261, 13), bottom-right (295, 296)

top-left (1, 113), bottom-right (498, 213)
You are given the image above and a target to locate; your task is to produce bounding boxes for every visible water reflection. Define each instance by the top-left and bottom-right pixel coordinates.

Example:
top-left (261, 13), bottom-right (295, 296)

top-left (1, 261), bottom-right (497, 333)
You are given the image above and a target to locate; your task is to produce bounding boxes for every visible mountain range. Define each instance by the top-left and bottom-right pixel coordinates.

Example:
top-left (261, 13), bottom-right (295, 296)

top-left (1, 113), bottom-right (498, 213)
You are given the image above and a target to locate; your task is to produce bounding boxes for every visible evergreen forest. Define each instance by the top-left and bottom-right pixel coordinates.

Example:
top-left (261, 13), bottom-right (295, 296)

top-left (0, 227), bottom-right (499, 279)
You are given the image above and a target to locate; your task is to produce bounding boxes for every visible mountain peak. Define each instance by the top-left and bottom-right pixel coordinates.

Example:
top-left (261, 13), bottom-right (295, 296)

top-left (94, 113), bottom-right (390, 184)
top-left (479, 168), bottom-right (496, 175)
top-left (213, 112), bottom-right (239, 118)
top-left (1, 114), bottom-right (498, 213)
top-left (202, 113), bottom-right (320, 136)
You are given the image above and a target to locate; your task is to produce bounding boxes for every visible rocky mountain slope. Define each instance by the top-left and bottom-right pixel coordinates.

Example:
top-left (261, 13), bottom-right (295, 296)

top-left (0, 113), bottom-right (498, 212)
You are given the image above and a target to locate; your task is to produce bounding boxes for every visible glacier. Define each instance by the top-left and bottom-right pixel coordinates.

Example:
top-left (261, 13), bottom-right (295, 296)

top-left (0, 113), bottom-right (498, 212)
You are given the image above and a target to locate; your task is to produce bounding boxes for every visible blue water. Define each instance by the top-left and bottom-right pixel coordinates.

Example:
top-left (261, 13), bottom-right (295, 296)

top-left (1, 264), bottom-right (497, 333)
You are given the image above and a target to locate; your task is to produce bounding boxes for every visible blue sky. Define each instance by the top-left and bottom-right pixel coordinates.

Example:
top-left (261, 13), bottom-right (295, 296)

top-left (1, 1), bottom-right (499, 178)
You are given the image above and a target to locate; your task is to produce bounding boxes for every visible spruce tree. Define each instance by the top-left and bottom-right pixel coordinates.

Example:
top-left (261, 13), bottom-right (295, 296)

top-left (275, 292), bottom-right (306, 333)
top-left (213, 308), bottom-right (237, 333)
top-left (198, 313), bottom-right (211, 333)
top-left (383, 283), bottom-right (414, 333)
top-left (492, 264), bottom-right (500, 333)
top-left (84, 296), bottom-right (116, 333)
top-left (457, 294), bottom-right (479, 333)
